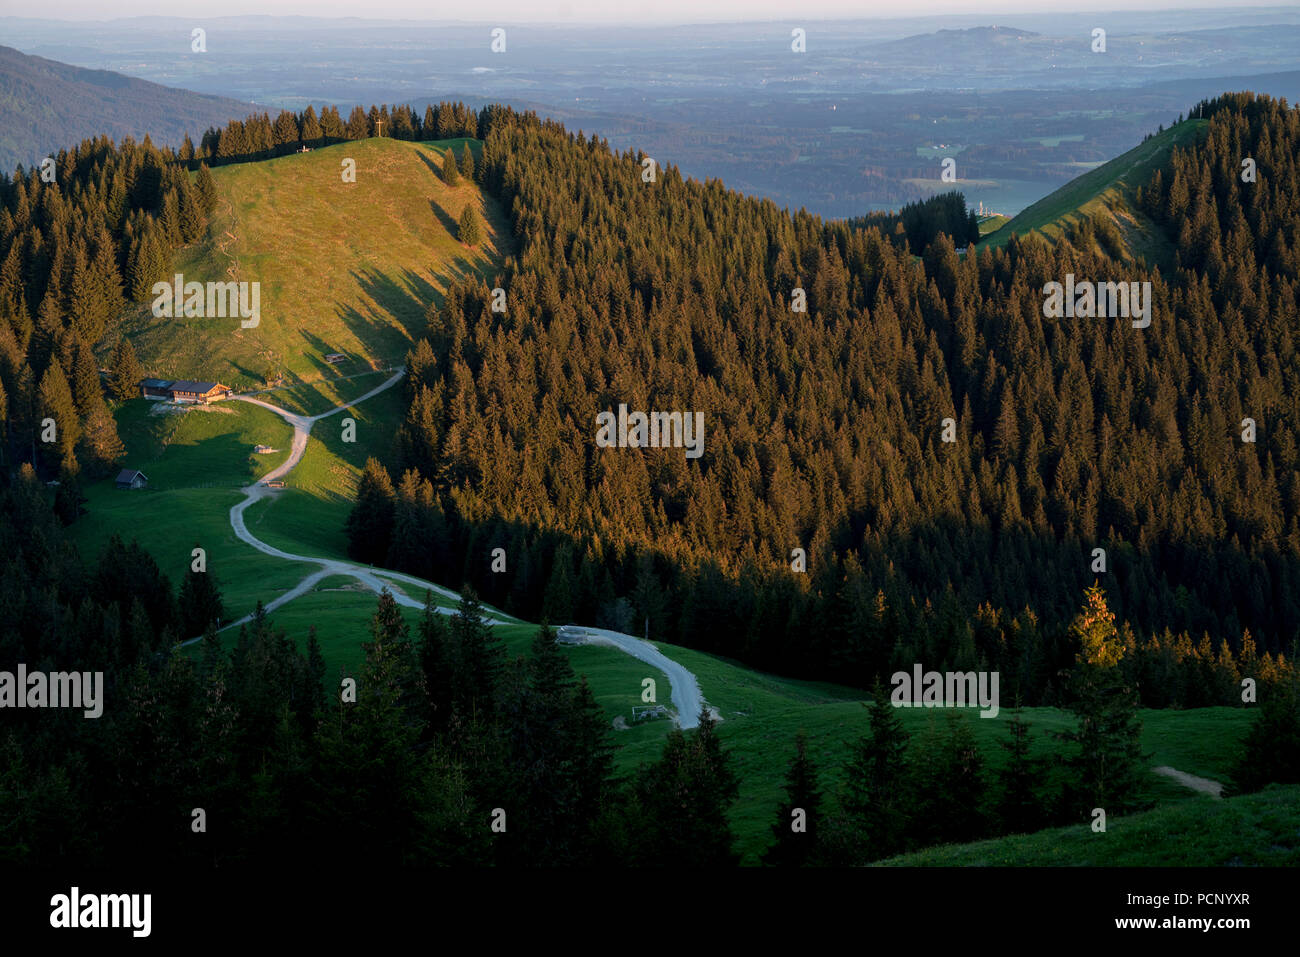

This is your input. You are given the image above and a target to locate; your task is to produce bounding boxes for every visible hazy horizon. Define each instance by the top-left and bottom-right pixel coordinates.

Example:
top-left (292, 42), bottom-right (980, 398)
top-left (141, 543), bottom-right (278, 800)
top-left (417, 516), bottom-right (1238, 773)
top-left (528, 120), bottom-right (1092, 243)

top-left (4, 1), bottom-right (1296, 26)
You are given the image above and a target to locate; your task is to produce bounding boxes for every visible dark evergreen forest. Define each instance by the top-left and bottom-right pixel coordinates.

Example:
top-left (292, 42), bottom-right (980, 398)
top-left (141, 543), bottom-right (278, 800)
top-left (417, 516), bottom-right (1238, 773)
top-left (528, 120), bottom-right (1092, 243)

top-left (849, 190), bottom-right (982, 253)
top-left (349, 93), bottom-right (1300, 709)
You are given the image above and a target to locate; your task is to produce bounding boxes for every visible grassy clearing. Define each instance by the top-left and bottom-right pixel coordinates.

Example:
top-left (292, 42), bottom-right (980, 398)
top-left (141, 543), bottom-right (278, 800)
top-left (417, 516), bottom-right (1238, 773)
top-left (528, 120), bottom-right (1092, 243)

top-left (915, 144), bottom-right (967, 157)
top-left (879, 784), bottom-right (1300, 866)
top-left (185, 576), bottom-right (427, 675)
top-left (72, 483), bottom-right (304, 620)
top-left (112, 398), bottom-right (293, 489)
top-left (118, 137), bottom-right (512, 412)
top-left (647, 641), bottom-right (1252, 864)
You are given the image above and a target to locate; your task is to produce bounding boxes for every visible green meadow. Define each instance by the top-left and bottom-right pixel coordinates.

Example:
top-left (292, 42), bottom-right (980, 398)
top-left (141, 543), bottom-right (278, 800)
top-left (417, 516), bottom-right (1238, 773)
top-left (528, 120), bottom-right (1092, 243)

top-left (880, 784), bottom-right (1300, 866)
top-left (117, 137), bottom-right (512, 414)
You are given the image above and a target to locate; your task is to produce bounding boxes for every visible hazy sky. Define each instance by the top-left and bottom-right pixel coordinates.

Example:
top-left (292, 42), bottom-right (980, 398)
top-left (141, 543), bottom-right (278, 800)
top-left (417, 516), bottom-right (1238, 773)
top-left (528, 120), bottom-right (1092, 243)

top-left (7, 0), bottom-right (1291, 24)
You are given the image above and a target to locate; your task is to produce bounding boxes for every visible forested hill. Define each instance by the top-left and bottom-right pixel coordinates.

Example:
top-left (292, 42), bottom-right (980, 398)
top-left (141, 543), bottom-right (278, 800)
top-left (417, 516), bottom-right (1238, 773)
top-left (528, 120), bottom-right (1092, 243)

top-left (0, 45), bottom-right (251, 174)
top-left (358, 93), bottom-right (1300, 705)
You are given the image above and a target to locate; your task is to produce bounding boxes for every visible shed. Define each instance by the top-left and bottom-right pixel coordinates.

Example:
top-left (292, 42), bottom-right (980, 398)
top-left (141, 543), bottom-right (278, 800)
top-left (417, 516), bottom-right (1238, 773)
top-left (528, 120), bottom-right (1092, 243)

top-left (115, 469), bottom-right (148, 490)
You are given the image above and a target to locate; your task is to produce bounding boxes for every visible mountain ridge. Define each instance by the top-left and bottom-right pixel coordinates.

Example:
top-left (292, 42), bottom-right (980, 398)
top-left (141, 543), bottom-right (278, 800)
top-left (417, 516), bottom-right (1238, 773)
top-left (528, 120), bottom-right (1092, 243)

top-left (0, 44), bottom-right (253, 173)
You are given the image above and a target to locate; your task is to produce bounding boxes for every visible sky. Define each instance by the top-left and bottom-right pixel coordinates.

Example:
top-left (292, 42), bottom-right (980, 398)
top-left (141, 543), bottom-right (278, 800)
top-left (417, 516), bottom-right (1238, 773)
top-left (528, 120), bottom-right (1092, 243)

top-left (4, 0), bottom-right (1293, 24)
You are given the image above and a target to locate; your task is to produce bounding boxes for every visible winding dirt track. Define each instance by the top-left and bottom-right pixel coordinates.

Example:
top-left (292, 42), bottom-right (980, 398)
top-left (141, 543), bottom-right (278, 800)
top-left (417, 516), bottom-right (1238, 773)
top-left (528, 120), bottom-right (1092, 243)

top-left (1153, 766), bottom-right (1224, 798)
top-left (575, 626), bottom-right (703, 729)
top-left (183, 371), bottom-right (706, 727)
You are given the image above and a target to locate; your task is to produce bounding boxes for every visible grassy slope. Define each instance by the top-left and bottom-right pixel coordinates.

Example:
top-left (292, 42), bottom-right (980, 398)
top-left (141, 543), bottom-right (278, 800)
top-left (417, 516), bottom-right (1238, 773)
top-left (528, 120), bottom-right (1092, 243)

top-left (978, 120), bottom-right (1208, 270)
top-left (119, 137), bottom-right (509, 415)
top-left (239, 379), bottom-right (409, 560)
top-left (667, 639), bottom-right (1253, 864)
top-left (110, 397), bottom-right (293, 489)
top-left (879, 784), bottom-right (1300, 866)
top-left (74, 136), bottom-right (510, 626)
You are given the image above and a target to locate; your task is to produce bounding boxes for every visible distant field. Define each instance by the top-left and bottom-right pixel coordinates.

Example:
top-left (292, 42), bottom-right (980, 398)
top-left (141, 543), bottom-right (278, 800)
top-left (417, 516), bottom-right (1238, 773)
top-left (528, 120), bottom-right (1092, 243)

top-left (1027, 133), bottom-right (1084, 147)
top-left (116, 137), bottom-right (512, 411)
top-left (914, 144), bottom-right (967, 157)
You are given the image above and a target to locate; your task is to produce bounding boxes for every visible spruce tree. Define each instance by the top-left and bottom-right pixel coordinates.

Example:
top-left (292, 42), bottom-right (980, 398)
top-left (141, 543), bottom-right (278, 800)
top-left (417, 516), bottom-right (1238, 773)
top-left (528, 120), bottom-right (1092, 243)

top-left (77, 401), bottom-right (125, 476)
top-left (363, 588), bottom-right (423, 725)
top-left (762, 731), bottom-right (822, 867)
top-left (37, 358), bottom-right (80, 475)
top-left (997, 710), bottom-right (1046, 834)
top-left (906, 713), bottom-right (988, 847)
top-left (1061, 584), bottom-right (1145, 817)
top-left (528, 621), bottom-right (574, 707)
top-left (442, 147), bottom-right (460, 186)
top-left (272, 110), bottom-right (300, 152)
top-left (300, 107), bottom-right (323, 147)
top-left (108, 337), bottom-right (144, 401)
top-left (178, 560), bottom-right (225, 639)
top-left (631, 709), bottom-right (739, 866)
top-left (568, 674), bottom-right (616, 848)
top-left (344, 457), bottom-right (395, 564)
top-left (345, 106), bottom-right (369, 140)
top-left (53, 464), bottom-right (82, 525)
top-left (449, 585), bottom-right (505, 717)
top-left (541, 547), bottom-right (575, 622)
top-left (417, 591), bottom-right (453, 731)
top-left (1230, 673), bottom-right (1300, 793)
top-left (840, 683), bottom-right (910, 861)
top-left (178, 183), bottom-right (205, 244)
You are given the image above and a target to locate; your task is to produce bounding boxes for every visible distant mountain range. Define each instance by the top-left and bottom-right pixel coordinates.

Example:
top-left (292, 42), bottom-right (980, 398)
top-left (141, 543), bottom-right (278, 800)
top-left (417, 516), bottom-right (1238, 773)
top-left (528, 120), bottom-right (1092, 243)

top-left (888, 24), bottom-right (1042, 47)
top-left (0, 45), bottom-right (252, 173)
